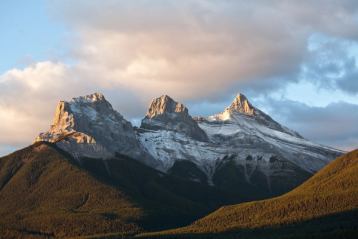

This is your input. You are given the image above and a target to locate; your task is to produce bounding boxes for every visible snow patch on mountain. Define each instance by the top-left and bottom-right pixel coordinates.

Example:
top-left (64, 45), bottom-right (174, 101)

top-left (137, 93), bottom-right (342, 182)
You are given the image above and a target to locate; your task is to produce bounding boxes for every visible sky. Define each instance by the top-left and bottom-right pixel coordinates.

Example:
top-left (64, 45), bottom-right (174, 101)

top-left (0, 0), bottom-right (358, 156)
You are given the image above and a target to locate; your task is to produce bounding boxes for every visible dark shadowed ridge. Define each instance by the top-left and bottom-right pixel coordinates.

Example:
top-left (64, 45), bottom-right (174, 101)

top-left (0, 142), bottom-right (248, 238)
top-left (139, 149), bottom-right (358, 239)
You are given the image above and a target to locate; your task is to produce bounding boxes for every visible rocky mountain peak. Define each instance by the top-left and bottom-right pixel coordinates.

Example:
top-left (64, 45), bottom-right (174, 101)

top-left (206, 93), bottom-right (303, 138)
top-left (49, 93), bottom-right (114, 133)
top-left (227, 93), bottom-right (256, 116)
top-left (141, 95), bottom-right (208, 142)
top-left (146, 95), bottom-right (188, 118)
top-left (35, 93), bottom-right (149, 161)
top-left (73, 92), bottom-right (106, 103)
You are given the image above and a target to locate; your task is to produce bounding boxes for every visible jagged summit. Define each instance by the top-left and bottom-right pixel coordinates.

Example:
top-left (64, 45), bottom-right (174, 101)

top-left (210, 93), bottom-right (258, 121)
top-left (73, 92), bottom-right (106, 103)
top-left (36, 93), bottom-right (149, 162)
top-left (141, 95), bottom-right (208, 141)
top-left (146, 95), bottom-right (188, 118)
top-left (227, 93), bottom-right (256, 115)
top-left (204, 93), bottom-right (301, 137)
top-left (50, 93), bottom-right (113, 133)
top-left (43, 93), bottom-right (118, 137)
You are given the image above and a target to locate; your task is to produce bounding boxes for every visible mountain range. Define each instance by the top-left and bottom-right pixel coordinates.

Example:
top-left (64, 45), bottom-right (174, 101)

top-left (0, 92), bottom-right (354, 238)
top-left (35, 92), bottom-right (341, 198)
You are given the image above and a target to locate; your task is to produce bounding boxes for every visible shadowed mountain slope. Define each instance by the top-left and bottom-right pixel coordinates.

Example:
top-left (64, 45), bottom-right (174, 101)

top-left (0, 143), bottom-right (142, 238)
top-left (140, 149), bottom-right (358, 238)
top-left (0, 142), bottom-right (246, 238)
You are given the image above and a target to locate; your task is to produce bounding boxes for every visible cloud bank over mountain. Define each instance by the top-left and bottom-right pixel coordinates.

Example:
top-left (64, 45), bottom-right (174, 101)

top-left (0, 0), bottom-right (358, 154)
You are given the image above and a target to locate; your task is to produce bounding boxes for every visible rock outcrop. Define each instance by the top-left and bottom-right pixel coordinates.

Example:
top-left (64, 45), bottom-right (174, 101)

top-left (141, 95), bottom-right (208, 141)
top-left (36, 93), bottom-right (147, 161)
top-left (227, 93), bottom-right (256, 116)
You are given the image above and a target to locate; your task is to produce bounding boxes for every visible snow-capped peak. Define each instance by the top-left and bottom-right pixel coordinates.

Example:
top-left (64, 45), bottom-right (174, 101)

top-left (35, 93), bottom-right (151, 162)
top-left (137, 93), bottom-right (341, 185)
top-left (208, 93), bottom-right (257, 121)
top-left (206, 93), bottom-right (303, 138)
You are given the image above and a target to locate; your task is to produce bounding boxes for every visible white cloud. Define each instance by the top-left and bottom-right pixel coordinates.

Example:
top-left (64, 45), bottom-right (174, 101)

top-left (45, 0), bottom-right (358, 100)
top-left (0, 61), bottom-right (152, 149)
top-left (0, 62), bottom-right (72, 146)
top-left (1, 1), bottom-right (358, 154)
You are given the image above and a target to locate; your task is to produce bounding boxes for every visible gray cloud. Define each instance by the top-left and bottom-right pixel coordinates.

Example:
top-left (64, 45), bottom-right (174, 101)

top-left (261, 99), bottom-right (358, 150)
top-left (301, 35), bottom-right (358, 94)
top-left (45, 0), bottom-right (358, 100)
top-left (336, 58), bottom-right (358, 94)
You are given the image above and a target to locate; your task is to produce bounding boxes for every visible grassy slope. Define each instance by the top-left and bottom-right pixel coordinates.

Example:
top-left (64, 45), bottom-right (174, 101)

top-left (141, 149), bottom-right (358, 238)
top-left (0, 143), bottom-right (143, 238)
top-left (0, 143), bottom-right (235, 238)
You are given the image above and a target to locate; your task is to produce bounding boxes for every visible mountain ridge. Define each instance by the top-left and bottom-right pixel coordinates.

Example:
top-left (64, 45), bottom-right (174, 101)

top-left (140, 149), bottom-right (358, 238)
top-left (35, 92), bottom-right (342, 196)
top-left (206, 93), bottom-right (303, 138)
top-left (0, 91), bottom-right (355, 238)
top-left (137, 93), bottom-right (341, 192)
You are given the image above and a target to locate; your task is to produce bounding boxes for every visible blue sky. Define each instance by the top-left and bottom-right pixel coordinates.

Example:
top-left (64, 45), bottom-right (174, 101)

top-left (0, 0), bottom-right (67, 72)
top-left (0, 0), bottom-right (358, 156)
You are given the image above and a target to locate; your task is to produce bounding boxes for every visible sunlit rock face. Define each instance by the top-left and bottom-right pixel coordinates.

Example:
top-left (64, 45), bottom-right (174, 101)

top-left (36, 93), bottom-right (150, 162)
top-left (227, 93), bottom-right (256, 116)
top-left (209, 93), bottom-right (302, 138)
top-left (141, 95), bottom-right (208, 142)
